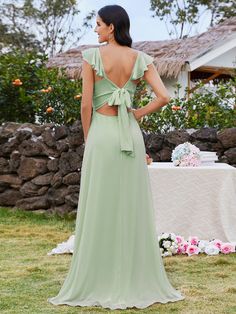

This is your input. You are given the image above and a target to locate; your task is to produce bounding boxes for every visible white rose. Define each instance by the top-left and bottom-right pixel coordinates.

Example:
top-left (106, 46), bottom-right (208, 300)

top-left (170, 245), bottom-right (178, 254)
top-left (198, 240), bottom-right (210, 252)
top-left (163, 241), bottom-right (171, 248)
top-left (163, 252), bottom-right (170, 257)
top-left (204, 244), bottom-right (220, 255)
top-left (161, 233), bottom-right (169, 239)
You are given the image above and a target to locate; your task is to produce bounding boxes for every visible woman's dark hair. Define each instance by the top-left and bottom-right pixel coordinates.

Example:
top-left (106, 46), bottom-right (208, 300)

top-left (97, 5), bottom-right (132, 47)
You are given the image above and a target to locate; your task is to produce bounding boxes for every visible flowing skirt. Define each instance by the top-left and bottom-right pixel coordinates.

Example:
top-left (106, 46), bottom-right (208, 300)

top-left (48, 110), bottom-right (185, 310)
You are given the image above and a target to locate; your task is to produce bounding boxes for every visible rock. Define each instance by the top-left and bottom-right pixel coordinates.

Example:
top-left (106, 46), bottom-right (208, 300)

top-left (47, 186), bottom-right (70, 206)
top-left (165, 130), bottom-right (190, 147)
top-left (15, 196), bottom-right (50, 210)
top-left (16, 123), bottom-right (44, 136)
top-left (145, 133), bottom-right (164, 152)
top-left (191, 128), bottom-right (217, 142)
top-left (41, 129), bottom-right (56, 147)
top-left (75, 144), bottom-right (85, 158)
top-left (40, 143), bottom-right (60, 158)
top-left (15, 130), bottom-right (32, 142)
top-left (56, 140), bottom-right (69, 154)
top-left (31, 173), bottom-right (54, 185)
top-left (0, 122), bottom-right (20, 140)
top-left (0, 174), bottom-right (22, 186)
top-left (192, 140), bottom-right (224, 152)
top-left (67, 134), bottom-right (84, 148)
top-left (1, 137), bottom-right (19, 156)
top-left (59, 151), bottom-right (81, 175)
top-left (67, 185), bottom-right (80, 193)
top-left (20, 181), bottom-right (48, 197)
top-left (54, 125), bottom-right (69, 140)
top-left (0, 157), bottom-right (10, 174)
top-left (159, 147), bottom-right (172, 161)
top-left (70, 120), bottom-right (83, 134)
top-left (0, 189), bottom-right (22, 206)
top-left (217, 128), bottom-right (236, 148)
top-left (65, 193), bottom-right (79, 207)
top-left (47, 158), bottom-right (59, 172)
top-left (63, 172), bottom-right (80, 185)
top-left (224, 148), bottom-right (236, 164)
top-left (9, 151), bottom-right (21, 172)
top-left (18, 139), bottom-right (46, 156)
top-left (51, 172), bottom-right (63, 188)
top-left (17, 157), bottom-right (48, 180)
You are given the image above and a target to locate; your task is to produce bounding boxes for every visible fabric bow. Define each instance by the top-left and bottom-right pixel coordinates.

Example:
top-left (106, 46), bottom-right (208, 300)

top-left (107, 87), bottom-right (135, 157)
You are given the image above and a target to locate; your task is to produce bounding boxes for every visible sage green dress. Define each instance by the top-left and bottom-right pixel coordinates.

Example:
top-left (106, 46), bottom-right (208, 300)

top-left (48, 47), bottom-right (185, 310)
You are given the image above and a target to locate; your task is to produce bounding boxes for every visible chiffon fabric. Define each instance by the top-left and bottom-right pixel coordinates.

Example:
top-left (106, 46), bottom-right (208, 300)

top-left (48, 47), bottom-right (185, 310)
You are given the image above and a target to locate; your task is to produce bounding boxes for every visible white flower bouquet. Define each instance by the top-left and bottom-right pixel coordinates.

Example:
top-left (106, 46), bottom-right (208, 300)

top-left (158, 233), bottom-right (179, 257)
top-left (171, 142), bottom-right (201, 167)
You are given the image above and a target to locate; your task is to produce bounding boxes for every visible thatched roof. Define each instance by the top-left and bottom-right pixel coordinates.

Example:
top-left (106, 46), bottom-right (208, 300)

top-left (47, 17), bottom-right (236, 79)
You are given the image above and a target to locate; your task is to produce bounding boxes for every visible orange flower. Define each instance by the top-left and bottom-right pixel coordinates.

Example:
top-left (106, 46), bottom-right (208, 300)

top-left (12, 79), bottom-right (23, 86)
top-left (172, 105), bottom-right (181, 111)
top-left (41, 86), bottom-right (52, 93)
top-left (46, 106), bottom-right (54, 113)
top-left (74, 93), bottom-right (82, 100)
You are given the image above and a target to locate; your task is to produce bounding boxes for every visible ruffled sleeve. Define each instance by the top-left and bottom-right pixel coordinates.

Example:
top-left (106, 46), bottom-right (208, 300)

top-left (131, 51), bottom-right (154, 80)
top-left (81, 48), bottom-right (104, 77)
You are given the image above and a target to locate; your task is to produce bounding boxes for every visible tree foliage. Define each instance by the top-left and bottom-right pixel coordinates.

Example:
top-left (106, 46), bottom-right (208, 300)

top-left (150, 0), bottom-right (236, 38)
top-left (0, 0), bottom-right (96, 56)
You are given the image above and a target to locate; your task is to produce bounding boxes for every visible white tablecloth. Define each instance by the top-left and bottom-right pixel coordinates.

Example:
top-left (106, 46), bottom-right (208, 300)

top-left (147, 162), bottom-right (236, 242)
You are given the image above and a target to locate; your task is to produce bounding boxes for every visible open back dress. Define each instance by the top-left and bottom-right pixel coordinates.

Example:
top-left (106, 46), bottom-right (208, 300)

top-left (48, 47), bottom-right (185, 310)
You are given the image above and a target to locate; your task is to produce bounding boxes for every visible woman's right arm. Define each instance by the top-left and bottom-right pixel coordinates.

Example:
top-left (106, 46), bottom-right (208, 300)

top-left (81, 59), bottom-right (94, 143)
top-left (132, 63), bottom-right (171, 121)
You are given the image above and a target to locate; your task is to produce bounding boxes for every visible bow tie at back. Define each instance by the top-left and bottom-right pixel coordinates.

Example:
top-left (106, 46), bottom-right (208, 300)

top-left (107, 87), bottom-right (135, 157)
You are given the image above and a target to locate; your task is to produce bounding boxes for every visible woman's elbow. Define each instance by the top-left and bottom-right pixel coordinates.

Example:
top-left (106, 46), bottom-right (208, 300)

top-left (163, 95), bottom-right (171, 105)
top-left (161, 94), bottom-right (171, 104)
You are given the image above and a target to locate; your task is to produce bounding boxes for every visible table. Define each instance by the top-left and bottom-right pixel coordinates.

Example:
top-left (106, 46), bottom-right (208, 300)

top-left (147, 162), bottom-right (236, 243)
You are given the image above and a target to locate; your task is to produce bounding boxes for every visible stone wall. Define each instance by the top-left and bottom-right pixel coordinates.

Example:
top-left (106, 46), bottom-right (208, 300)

top-left (0, 122), bottom-right (235, 215)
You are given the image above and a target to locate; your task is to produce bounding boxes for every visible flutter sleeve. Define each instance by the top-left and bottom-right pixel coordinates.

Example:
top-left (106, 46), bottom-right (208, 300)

top-left (131, 51), bottom-right (154, 80)
top-left (81, 48), bottom-right (104, 77)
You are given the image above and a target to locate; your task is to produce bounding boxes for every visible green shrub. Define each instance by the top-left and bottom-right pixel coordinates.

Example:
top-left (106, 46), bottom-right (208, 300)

top-left (0, 50), bottom-right (82, 125)
top-left (135, 79), bottom-right (236, 133)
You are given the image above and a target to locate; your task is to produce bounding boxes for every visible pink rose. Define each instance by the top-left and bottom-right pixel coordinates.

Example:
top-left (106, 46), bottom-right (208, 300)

top-left (189, 236), bottom-right (199, 246)
top-left (177, 246), bottom-right (184, 254)
top-left (212, 239), bottom-right (223, 249)
top-left (182, 241), bottom-right (189, 253)
top-left (220, 243), bottom-right (235, 254)
top-left (176, 235), bottom-right (184, 244)
top-left (186, 245), bottom-right (200, 256)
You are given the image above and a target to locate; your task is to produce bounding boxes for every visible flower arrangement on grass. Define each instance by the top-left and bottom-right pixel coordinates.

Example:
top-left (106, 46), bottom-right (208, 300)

top-left (48, 233), bottom-right (236, 256)
top-left (171, 142), bottom-right (201, 167)
top-left (158, 233), bottom-right (235, 257)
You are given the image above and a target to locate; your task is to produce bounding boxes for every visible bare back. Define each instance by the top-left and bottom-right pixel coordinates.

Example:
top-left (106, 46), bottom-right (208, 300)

top-left (95, 46), bottom-right (141, 116)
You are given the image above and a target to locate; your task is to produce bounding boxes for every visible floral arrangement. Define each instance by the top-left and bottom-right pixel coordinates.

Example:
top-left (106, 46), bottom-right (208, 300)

top-left (158, 232), bottom-right (236, 257)
top-left (171, 142), bottom-right (201, 167)
top-left (48, 233), bottom-right (236, 256)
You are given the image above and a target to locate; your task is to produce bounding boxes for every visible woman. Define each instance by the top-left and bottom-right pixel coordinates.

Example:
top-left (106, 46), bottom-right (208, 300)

top-left (48, 5), bottom-right (185, 310)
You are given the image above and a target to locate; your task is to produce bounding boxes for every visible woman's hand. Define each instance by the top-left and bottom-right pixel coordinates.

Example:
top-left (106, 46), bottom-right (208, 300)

top-left (130, 108), bottom-right (143, 121)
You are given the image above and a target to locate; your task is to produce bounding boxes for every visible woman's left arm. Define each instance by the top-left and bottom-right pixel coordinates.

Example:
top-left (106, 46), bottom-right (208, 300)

top-left (81, 59), bottom-right (94, 143)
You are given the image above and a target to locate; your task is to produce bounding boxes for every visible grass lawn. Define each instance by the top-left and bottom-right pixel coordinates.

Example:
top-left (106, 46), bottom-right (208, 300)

top-left (0, 207), bottom-right (236, 314)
